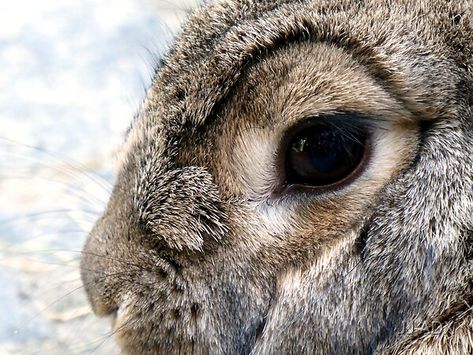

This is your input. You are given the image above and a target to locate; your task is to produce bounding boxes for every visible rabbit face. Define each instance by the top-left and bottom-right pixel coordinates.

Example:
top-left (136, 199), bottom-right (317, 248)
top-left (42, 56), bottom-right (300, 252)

top-left (81, 0), bottom-right (473, 354)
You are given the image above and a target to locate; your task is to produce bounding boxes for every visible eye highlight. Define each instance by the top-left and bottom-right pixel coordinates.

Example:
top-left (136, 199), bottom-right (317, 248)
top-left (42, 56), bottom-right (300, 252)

top-left (282, 115), bottom-right (371, 192)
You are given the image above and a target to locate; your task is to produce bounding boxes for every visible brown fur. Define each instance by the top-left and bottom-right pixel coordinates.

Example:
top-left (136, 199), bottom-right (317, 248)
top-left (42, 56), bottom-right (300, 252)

top-left (81, 0), bottom-right (473, 353)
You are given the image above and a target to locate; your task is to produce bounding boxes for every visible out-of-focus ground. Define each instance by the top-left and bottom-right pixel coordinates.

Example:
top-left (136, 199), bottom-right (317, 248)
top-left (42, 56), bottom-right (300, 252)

top-left (0, 0), bottom-right (197, 353)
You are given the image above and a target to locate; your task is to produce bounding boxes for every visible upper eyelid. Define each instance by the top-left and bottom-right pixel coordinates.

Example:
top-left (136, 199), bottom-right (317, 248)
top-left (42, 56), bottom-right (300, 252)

top-left (277, 112), bottom-right (380, 150)
top-left (298, 112), bottom-right (381, 130)
top-left (272, 111), bottom-right (385, 136)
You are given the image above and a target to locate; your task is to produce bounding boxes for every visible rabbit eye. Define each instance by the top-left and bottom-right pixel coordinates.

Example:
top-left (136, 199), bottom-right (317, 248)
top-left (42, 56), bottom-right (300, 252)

top-left (284, 120), bottom-right (369, 189)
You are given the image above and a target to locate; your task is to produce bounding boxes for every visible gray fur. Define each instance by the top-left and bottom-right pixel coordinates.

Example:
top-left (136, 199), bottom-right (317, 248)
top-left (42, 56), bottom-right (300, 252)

top-left (81, 0), bottom-right (473, 353)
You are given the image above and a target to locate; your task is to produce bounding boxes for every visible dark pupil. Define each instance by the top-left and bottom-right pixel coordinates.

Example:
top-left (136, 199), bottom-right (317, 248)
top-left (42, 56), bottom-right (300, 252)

top-left (286, 125), bottom-right (366, 187)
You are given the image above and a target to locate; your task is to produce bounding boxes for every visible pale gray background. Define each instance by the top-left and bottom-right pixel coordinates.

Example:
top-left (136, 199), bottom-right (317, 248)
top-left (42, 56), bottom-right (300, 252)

top-left (0, 0), bottom-right (197, 353)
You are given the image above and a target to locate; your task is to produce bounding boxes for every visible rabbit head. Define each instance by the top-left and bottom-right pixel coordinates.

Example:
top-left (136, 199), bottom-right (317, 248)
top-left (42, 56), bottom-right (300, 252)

top-left (81, 0), bottom-right (473, 353)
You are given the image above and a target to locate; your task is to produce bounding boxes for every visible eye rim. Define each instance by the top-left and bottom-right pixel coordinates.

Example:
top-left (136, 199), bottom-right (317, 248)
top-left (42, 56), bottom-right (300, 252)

top-left (273, 113), bottom-right (374, 197)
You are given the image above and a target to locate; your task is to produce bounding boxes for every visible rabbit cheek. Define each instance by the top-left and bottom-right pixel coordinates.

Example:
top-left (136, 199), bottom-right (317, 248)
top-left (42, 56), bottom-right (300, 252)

top-left (80, 207), bottom-right (197, 352)
top-left (81, 163), bottom-right (275, 353)
top-left (134, 166), bottom-right (228, 253)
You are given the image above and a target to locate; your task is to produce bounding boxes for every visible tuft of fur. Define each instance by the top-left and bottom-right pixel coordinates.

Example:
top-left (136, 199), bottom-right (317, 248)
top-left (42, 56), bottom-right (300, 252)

top-left (81, 0), bottom-right (473, 354)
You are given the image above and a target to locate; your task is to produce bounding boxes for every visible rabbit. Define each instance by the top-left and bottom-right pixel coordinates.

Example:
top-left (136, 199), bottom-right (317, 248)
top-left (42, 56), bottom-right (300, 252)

top-left (80, 0), bottom-right (473, 354)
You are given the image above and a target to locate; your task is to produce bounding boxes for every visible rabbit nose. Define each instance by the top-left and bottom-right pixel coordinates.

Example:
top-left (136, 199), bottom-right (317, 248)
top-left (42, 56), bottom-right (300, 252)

top-left (80, 214), bottom-right (128, 318)
top-left (81, 234), bottom-right (118, 317)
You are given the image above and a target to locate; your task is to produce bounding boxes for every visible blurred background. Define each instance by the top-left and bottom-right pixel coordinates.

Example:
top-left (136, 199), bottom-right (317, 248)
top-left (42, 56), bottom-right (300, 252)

top-left (0, 0), bottom-right (197, 353)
